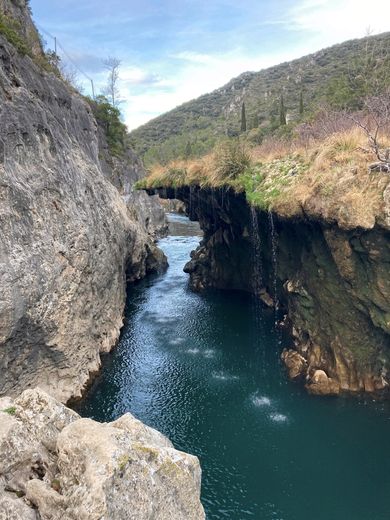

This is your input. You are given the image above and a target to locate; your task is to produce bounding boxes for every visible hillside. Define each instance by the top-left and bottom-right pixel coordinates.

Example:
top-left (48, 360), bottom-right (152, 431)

top-left (129, 32), bottom-right (390, 165)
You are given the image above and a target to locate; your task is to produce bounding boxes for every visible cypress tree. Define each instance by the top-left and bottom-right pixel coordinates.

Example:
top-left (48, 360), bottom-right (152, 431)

top-left (184, 140), bottom-right (192, 159)
top-left (299, 91), bottom-right (304, 115)
top-left (241, 102), bottom-right (247, 132)
top-left (279, 95), bottom-right (286, 126)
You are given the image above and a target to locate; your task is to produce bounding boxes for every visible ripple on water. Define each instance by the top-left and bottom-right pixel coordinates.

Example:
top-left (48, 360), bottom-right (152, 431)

top-left (212, 371), bottom-right (239, 381)
top-left (269, 412), bottom-right (288, 423)
top-left (186, 348), bottom-right (200, 355)
top-left (251, 394), bottom-right (272, 407)
top-left (169, 337), bottom-right (185, 346)
top-left (155, 316), bottom-right (177, 324)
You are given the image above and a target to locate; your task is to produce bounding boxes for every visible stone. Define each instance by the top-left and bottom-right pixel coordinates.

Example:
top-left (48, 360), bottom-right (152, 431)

top-left (259, 289), bottom-right (274, 308)
top-left (281, 349), bottom-right (306, 380)
top-left (0, 389), bottom-right (205, 520)
top-left (306, 370), bottom-right (340, 396)
top-left (0, 490), bottom-right (38, 520)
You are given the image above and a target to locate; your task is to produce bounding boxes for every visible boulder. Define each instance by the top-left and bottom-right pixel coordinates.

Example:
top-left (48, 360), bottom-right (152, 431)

top-left (281, 349), bottom-right (307, 380)
top-left (306, 369), bottom-right (340, 396)
top-left (0, 388), bottom-right (205, 520)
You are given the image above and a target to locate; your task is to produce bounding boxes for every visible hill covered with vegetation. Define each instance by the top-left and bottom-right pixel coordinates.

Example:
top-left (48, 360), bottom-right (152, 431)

top-left (129, 32), bottom-right (390, 166)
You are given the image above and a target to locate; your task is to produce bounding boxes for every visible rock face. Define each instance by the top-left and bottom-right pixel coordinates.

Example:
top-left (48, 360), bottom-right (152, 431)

top-left (97, 129), bottom-right (168, 238)
top-left (159, 198), bottom-right (187, 215)
top-left (150, 186), bottom-right (390, 397)
top-left (0, 388), bottom-right (205, 520)
top-left (0, 0), bottom-right (166, 402)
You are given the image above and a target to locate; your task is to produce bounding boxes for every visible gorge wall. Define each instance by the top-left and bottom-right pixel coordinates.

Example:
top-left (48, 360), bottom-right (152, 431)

top-left (150, 186), bottom-right (390, 397)
top-left (0, 0), bottom-right (166, 403)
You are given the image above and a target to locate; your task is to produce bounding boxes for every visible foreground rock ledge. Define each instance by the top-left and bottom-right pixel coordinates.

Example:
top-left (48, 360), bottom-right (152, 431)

top-left (0, 389), bottom-right (205, 520)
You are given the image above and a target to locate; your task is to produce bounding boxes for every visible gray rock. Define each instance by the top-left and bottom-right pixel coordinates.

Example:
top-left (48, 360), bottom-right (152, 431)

top-left (96, 126), bottom-right (168, 238)
top-left (0, 388), bottom-right (205, 520)
top-left (0, 1), bottom-right (165, 402)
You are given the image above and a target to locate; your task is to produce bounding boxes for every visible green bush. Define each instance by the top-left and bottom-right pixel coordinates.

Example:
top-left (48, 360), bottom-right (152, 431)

top-left (2, 406), bottom-right (16, 415)
top-left (214, 140), bottom-right (251, 181)
top-left (0, 13), bottom-right (30, 55)
top-left (91, 96), bottom-right (128, 157)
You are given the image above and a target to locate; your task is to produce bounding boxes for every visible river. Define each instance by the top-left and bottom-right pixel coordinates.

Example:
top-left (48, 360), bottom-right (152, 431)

top-left (78, 213), bottom-right (390, 520)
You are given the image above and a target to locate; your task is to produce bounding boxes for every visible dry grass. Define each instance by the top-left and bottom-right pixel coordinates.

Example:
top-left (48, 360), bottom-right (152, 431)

top-left (139, 127), bottom-right (390, 229)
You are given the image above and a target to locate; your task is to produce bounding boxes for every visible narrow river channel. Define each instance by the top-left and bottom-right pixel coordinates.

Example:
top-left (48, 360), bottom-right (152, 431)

top-left (78, 214), bottom-right (390, 520)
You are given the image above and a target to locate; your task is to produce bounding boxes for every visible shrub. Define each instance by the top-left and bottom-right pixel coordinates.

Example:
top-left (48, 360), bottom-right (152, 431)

top-left (212, 140), bottom-right (251, 182)
top-left (91, 96), bottom-right (127, 157)
top-left (2, 406), bottom-right (16, 415)
top-left (0, 13), bottom-right (30, 55)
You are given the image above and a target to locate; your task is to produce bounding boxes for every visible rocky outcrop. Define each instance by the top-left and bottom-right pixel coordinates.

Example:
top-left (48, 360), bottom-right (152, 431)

top-left (149, 185), bottom-right (390, 397)
top-left (159, 198), bottom-right (187, 215)
top-left (0, 0), bottom-right (166, 402)
top-left (0, 388), bottom-right (205, 519)
top-left (97, 129), bottom-right (168, 238)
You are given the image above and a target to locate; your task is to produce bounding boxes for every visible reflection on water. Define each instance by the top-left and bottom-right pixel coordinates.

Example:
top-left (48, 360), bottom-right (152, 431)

top-left (78, 213), bottom-right (390, 520)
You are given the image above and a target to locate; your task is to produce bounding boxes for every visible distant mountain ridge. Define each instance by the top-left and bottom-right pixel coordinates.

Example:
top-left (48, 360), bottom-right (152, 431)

top-left (129, 32), bottom-right (390, 165)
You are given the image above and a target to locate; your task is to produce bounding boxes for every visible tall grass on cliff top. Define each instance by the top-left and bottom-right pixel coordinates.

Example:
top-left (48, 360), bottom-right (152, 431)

top-left (139, 114), bottom-right (390, 224)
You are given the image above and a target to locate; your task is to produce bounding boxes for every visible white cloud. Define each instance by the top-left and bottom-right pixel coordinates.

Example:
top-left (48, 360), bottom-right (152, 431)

top-left (119, 0), bottom-right (390, 131)
top-left (120, 66), bottom-right (161, 86)
top-left (172, 51), bottom-right (216, 64)
top-left (289, 0), bottom-right (390, 42)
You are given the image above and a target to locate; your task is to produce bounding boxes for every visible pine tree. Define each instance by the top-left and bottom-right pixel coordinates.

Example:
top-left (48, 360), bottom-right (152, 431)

top-left (279, 95), bottom-right (286, 126)
top-left (299, 91), bottom-right (304, 116)
top-left (241, 102), bottom-right (247, 132)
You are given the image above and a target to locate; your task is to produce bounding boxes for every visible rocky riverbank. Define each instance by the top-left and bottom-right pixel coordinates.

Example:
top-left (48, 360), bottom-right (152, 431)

top-left (147, 185), bottom-right (390, 397)
top-left (0, 388), bottom-right (205, 519)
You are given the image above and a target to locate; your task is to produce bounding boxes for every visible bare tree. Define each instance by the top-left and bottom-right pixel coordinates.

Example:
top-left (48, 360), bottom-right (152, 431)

top-left (102, 57), bottom-right (121, 107)
top-left (59, 62), bottom-right (84, 93)
top-left (351, 90), bottom-right (390, 171)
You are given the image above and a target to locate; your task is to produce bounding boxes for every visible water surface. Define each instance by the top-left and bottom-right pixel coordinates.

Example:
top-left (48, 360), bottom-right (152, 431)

top-left (78, 214), bottom-right (390, 520)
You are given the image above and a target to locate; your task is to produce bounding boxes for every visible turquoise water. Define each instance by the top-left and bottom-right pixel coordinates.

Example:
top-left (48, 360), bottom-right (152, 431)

top-left (78, 214), bottom-right (390, 520)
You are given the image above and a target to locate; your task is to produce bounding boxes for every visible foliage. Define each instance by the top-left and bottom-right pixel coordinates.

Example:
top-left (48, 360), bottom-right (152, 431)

top-left (213, 140), bottom-right (251, 181)
top-left (0, 11), bottom-right (62, 76)
top-left (2, 406), bottom-right (16, 415)
top-left (129, 33), bottom-right (390, 166)
top-left (279, 95), bottom-right (286, 126)
top-left (138, 125), bottom-right (389, 226)
top-left (91, 95), bottom-right (128, 157)
top-left (241, 102), bottom-right (247, 132)
top-left (0, 13), bottom-right (30, 55)
top-left (326, 38), bottom-right (390, 109)
top-left (299, 92), bottom-right (304, 115)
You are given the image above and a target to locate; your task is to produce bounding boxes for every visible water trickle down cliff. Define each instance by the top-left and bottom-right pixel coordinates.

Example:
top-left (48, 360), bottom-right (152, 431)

top-left (147, 185), bottom-right (390, 397)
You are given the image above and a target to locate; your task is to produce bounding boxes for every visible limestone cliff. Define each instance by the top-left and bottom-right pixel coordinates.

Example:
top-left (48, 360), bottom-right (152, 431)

top-left (97, 126), bottom-right (168, 238)
top-left (0, 388), bottom-right (205, 519)
top-left (150, 185), bottom-right (390, 397)
top-left (0, 0), bottom-right (166, 402)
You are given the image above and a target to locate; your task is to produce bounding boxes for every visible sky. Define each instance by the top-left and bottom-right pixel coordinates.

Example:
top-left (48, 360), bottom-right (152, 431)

top-left (30, 0), bottom-right (390, 131)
